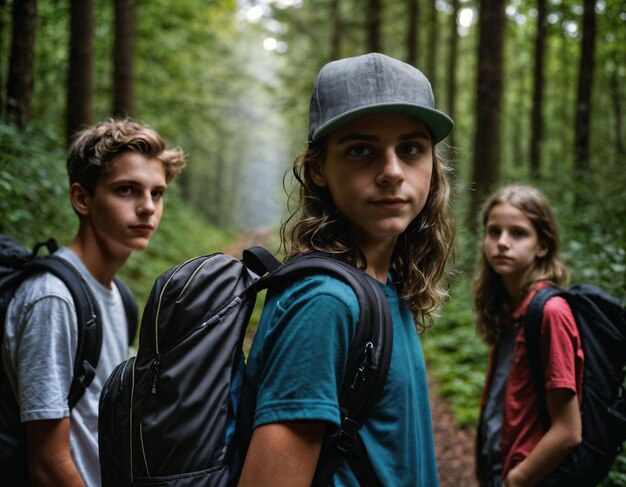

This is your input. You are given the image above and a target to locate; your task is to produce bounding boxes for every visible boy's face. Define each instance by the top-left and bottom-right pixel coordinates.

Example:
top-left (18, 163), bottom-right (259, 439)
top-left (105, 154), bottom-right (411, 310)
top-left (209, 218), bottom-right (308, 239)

top-left (78, 152), bottom-right (168, 255)
top-left (311, 113), bottom-right (433, 251)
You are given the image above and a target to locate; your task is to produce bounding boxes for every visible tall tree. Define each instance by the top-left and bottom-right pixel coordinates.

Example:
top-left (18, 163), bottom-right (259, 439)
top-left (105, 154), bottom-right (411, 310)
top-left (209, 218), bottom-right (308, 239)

top-left (407, 0), bottom-right (419, 67)
top-left (330, 0), bottom-right (342, 60)
top-left (0, 0), bottom-right (7, 119)
top-left (426, 0), bottom-right (439, 90)
top-left (67, 0), bottom-right (94, 144)
top-left (445, 0), bottom-right (459, 147)
top-left (574, 0), bottom-right (596, 172)
top-left (366, 0), bottom-right (381, 53)
top-left (610, 68), bottom-right (623, 157)
top-left (529, 0), bottom-right (547, 178)
top-left (113, 0), bottom-right (135, 118)
top-left (469, 0), bottom-right (506, 224)
top-left (6, 0), bottom-right (37, 128)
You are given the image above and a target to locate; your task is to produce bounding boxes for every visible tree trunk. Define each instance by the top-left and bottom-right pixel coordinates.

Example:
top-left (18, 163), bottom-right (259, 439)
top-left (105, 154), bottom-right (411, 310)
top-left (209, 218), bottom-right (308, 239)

top-left (0, 0), bottom-right (8, 120)
top-left (426, 0), bottom-right (438, 90)
top-left (445, 0), bottom-right (459, 147)
top-left (67, 0), bottom-right (94, 144)
top-left (6, 0), bottom-right (37, 128)
top-left (113, 0), bottom-right (135, 118)
top-left (574, 0), bottom-right (596, 173)
top-left (407, 0), bottom-right (419, 67)
top-left (529, 0), bottom-right (547, 179)
top-left (366, 0), bottom-right (381, 53)
top-left (468, 0), bottom-right (506, 226)
top-left (330, 0), bottom-right (341, 60)
top-left (610, 67), bottom-right (624, 157)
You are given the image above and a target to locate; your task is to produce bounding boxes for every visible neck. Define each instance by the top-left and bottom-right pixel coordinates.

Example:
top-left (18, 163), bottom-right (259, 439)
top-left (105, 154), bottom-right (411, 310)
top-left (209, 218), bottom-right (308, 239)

top-left (360, 238), bottom-right (396, 283)
top-left (68, 234), bottom-right (130, 289)
top-left (502, 275), bottom-right (529, 309)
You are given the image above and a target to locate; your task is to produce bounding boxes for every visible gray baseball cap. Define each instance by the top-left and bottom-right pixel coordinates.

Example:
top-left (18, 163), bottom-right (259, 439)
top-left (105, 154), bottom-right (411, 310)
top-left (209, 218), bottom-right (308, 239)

top-left (308, 53), bottom-right (453, 144)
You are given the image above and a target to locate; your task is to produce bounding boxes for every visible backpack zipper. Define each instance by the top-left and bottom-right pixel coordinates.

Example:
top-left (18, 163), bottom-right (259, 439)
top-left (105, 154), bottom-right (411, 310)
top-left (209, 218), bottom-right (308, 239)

top-left (150, 354), bottom-right (161, 395)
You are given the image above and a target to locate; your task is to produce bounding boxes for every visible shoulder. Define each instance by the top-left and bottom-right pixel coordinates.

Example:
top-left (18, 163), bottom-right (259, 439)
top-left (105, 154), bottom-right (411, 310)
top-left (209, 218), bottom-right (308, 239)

top-left (12, 271), bottom-right (74, 309)
top-left (543, 294), bottom-right (573, 317)
top-left (272, 273), bottom-right (360, 314)
top-left (543, 294), bottom-right (575, 326)
top-left (541, 294), bottom-right (579, 340)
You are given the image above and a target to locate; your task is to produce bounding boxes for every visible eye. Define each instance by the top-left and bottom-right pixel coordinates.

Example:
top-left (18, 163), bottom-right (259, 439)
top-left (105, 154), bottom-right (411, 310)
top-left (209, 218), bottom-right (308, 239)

top-left (151, 188), bottom-right (165, 199)
top-left (510, 228), bottom-right (529, 238)
top-left (116, 185), bottom-right (135, 196)
top-left (486, 227), bottom-right (500, 238)
top-left (347, 144), bottom-right (374, 158)
top-left (397, 142), bottom-right (421, 157)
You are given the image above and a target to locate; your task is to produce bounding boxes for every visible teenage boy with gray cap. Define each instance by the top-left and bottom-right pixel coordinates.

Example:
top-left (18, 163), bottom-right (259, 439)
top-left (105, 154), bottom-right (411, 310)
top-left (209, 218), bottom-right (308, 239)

top-left (238, 53), bottom-right (455, 486)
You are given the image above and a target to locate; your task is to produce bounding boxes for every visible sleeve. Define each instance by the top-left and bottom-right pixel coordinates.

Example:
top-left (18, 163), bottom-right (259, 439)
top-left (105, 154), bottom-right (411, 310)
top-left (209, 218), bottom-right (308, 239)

top-left (540, 296), bottom-right (582, 393)
top-left (6, 279), bottom-right (78, 422)
top-left (251, 276), bottom-right (359, 428)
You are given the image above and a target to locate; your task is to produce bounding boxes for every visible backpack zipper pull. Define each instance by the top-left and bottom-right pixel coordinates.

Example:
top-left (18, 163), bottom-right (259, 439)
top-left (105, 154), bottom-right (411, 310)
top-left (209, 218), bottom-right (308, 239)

top-left (351, 341), bottom-right (374, 389)
top-left (151, 354), bottom-right (161, 395)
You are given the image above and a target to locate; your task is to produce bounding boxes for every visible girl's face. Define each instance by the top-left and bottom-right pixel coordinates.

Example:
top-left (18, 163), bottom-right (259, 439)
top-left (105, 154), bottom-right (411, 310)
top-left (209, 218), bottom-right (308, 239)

top-left (311, 113), bottom-right (433, 250)
top-left (483, 202), bottom-right (547, 284)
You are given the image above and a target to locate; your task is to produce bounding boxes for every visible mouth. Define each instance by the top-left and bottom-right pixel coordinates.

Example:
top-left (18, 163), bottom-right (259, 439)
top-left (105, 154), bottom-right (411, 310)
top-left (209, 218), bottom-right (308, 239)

top-left (493, 254), bottom-right (512, 262)
top-left (372, 197), bottom-right (408, 210)
top-left (129, 224), bottom-right (154, 235)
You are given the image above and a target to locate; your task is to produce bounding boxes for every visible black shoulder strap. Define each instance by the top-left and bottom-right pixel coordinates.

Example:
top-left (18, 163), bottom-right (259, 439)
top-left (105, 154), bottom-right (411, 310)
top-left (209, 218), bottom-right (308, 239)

top-left (21, 255), bottom-right (101, 409)
top-left (114, 277), bottom-right (138, 345)
top-left (246, 249), bottom-right (393, 487)
top-left (524, 285), bottom-right (563, 430)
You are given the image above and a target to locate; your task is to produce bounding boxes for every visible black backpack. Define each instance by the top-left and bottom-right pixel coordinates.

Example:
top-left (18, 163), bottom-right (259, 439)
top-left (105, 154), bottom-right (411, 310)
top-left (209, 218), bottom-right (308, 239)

top-left (525, 284), bottom-right (626, 486)
top-left (0, 234), bottom-right (138, 486)
top-left (99, 247), bottom-right (393, 487)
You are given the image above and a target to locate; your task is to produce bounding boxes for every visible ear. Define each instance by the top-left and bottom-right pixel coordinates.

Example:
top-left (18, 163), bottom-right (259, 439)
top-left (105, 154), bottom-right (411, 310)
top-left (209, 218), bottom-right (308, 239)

top-left (69, 182), bottom-right (91, 216)
top-left (537, 241), bottom-right (548, 258)
top-left (308, 162), bottom-right (328, 187)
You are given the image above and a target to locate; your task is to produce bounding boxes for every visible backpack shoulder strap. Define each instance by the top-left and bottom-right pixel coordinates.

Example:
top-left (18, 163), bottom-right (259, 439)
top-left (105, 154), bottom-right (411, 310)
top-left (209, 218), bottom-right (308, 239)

top-left (524, 284), bottom-right (564, 430)
top-left (248, 250), bottom-right (393, 487)
top-left (22, 255), bottom-right (101, 408)
top-left (113, 277), bottom-right (138, 345)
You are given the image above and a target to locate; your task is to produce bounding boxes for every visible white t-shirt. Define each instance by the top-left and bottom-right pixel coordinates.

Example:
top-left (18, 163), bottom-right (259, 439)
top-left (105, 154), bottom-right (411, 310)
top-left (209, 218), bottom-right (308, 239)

top-left (2, 247), bottom-right (129, 486)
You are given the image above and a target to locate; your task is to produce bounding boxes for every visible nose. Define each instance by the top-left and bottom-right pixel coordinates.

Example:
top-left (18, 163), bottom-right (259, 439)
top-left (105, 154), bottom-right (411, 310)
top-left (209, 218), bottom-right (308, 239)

top-left (376, 149), bottom-right (404, 185)
top-left (497, 232), bottom-right (510, 249)
top-left (137, 191), bottom-right (156, 215)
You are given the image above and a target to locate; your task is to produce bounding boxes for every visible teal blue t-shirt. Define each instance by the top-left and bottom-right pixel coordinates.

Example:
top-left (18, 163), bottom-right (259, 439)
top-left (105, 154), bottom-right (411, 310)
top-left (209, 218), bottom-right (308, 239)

top-left (246, 274), bottom-right (439, 486)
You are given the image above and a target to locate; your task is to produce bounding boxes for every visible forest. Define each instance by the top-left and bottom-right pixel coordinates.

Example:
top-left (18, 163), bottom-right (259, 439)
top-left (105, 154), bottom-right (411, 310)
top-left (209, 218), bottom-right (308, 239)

top-left (0, 0), bottom-right (624, 485)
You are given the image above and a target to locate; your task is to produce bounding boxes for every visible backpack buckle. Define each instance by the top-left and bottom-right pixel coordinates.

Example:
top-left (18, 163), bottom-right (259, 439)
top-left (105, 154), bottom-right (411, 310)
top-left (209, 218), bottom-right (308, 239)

top-left (336, 417), bottom-right (359, 453)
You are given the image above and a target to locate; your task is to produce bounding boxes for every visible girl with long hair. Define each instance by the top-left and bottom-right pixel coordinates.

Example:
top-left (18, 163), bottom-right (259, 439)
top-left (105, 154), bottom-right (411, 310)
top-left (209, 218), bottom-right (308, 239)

top-left (474, 185), bottom-right (582, 487)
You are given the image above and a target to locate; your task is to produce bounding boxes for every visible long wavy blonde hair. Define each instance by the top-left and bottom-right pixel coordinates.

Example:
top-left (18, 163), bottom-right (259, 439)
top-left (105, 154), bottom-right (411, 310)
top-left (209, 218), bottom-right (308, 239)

top-left (473, 185), bottom-right (569, 345)
top-left (280, 138), bottom-right (456, 330)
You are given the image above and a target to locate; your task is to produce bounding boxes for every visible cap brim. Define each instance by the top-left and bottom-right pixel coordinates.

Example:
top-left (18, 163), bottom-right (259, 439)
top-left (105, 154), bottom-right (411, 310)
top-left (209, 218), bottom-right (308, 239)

top-left (310, 103), bottom-right (454, 145)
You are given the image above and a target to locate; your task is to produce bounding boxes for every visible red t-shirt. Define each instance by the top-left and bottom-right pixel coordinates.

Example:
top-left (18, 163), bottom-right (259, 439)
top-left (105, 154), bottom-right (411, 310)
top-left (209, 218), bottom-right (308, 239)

top-left (486, 282), bottom-right (584, 477)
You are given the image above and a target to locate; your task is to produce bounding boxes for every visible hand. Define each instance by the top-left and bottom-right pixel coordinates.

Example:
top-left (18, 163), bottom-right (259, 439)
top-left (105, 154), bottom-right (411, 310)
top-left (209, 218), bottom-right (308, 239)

top-left (504, 467), bottom-right (529, 487)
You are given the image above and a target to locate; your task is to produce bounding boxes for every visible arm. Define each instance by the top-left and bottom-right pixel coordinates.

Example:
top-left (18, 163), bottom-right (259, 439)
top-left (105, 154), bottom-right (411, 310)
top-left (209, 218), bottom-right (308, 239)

top-left (238, 421), bottom-right (325, 487)
top-left (25, 418), bottom-right (85, 487)
top-left (504, 388), bottom-right (581, 487)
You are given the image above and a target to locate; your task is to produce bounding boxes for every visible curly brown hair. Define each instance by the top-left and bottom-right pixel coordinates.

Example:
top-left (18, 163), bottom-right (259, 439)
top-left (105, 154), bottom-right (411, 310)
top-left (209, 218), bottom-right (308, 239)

top-left (67, 118), bottom-right (186, 195)
top-left (280, 139), bottom-right (456, 330)
top-left (473, 184), bottom-right (569, 345)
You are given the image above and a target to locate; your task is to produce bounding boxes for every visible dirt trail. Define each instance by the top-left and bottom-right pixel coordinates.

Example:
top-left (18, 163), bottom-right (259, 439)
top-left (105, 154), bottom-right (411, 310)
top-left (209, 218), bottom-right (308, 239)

top-left (228, 229), bottom-right (479, 486)
top-left (429, 376), bottom-right (479, 486)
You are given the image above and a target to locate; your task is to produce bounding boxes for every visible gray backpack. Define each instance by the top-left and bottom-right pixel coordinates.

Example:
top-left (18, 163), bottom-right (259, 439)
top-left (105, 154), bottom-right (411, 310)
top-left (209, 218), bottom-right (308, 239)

top-left (99, 247), bottom-right (392, 487)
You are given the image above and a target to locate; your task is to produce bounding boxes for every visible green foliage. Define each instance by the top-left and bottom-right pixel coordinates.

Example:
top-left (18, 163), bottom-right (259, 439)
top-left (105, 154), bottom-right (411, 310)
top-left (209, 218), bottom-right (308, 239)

top-left (0, 122), bottom-right (74, 242)
top-left (423, 276), bottom-right (487, 427)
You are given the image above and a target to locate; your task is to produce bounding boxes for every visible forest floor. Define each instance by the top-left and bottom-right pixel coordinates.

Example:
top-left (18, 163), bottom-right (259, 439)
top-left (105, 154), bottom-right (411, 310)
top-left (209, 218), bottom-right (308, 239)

top-left (225, 229), bottom-right (478, 486)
